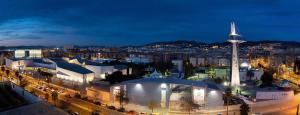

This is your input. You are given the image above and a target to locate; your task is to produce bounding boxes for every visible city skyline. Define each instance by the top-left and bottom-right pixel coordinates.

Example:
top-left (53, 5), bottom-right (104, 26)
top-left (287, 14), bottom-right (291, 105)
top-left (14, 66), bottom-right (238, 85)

top-left (0, 0), bottom-right (299, 46)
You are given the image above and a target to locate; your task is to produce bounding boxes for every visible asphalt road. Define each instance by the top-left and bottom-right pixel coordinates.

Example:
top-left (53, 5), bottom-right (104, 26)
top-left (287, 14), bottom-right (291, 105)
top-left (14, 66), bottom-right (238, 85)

top-left (265, 105), bottom-right (299, 115)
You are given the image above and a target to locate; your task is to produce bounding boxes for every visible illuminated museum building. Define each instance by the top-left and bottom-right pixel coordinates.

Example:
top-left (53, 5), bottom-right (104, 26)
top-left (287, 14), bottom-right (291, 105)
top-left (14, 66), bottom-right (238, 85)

top-left (14, 49), bottom-right (42, 58)
top-left (111, 73), bottom-right (223, 111)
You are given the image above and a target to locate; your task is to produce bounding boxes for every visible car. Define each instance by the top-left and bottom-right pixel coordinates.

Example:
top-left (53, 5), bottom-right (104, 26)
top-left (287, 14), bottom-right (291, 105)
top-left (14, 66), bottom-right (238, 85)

top-left (127, 110), bottom-right (138, 115)
top-left (71, 112), bottom-right (80, 115)
top-left (117, 107), bottom-right (125, 112)
top-left (94, 101), bottom-right (101, 105)
top-left (74, 93), bottom-right (81, 98)
top-left (91, 110), bottom-right (100, 115)
top-left (81, 97), bottom-right (88, 101)
top-left (107, 106), bottom-right (116, 110)
top-left (65, 94), bottom-right (72, 98)
top-left (87, 99), bottom-right (94, 103)
top-left (139, 112), bottom-right (147, 115)
top-left (66, 110), bottom-right (72, 113)
top-left (150, 113), bottom-right (159, 115)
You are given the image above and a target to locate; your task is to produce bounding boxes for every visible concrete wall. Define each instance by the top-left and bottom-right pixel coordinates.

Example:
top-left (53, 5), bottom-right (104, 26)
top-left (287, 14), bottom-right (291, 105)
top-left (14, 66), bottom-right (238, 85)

top-left (256, 90), bottom-right (294, 100)
top-left (85, 65), bottom-right (114, 79)
top-left (112, 83), bottom-right (223, 110)
top-left (125, 83), bottom-right (162, 106)
top-left (206, 89), bottom-right (224, 107)
top-left (11, 83), bottom-right (41, 103)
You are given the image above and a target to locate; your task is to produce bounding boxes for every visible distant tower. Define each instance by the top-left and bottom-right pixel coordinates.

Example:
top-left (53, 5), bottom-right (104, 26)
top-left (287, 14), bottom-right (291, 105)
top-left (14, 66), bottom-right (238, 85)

top-left (228, 22), bottom-right (245, 86)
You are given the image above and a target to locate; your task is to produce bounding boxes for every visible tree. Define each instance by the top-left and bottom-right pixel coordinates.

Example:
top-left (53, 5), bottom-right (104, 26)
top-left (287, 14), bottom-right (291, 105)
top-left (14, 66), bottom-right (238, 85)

top-left (5, 69), bottom-right (10, 79)
top-left (0, 66), bottom-right (5, 81)
top-left (5, 69), bottom-right (13, 88)
top-left (115, 88), bottom-right (129, 108)
top-left (184, 60), bottom-right (195, 79)
top-left (152, 62), bottom-right (174, 74)
top-left (106, 71), bottom-right (123, 84)
top-left (44, 93), bottom-right (50, 101)
top-left (240, 102), bottom-right (250, 115)
top-left (16, 74), bottom-right (22, 85)
top-left (260, 70), bottom-right (274, 87)
top-left (40, 71), bottom-right (53, 85)
top-left (180, 87), bottom-right (199, 115)
top-left (51, 91), bottom-right (58, 106)
top-left (105, 71), bottom-right (139, 84)
top-left (1, 66), bottom-right (5, 73)
top-left (206, 66), bottom-right (216, 78)
top-left (246, 70), bottom-right (255, 80)
top-left (224, 87), bottom-right (232, 115)
top-left (20, 78), bottom-right (28, 87)
top-left (148, 100), bottom-right (158, 113)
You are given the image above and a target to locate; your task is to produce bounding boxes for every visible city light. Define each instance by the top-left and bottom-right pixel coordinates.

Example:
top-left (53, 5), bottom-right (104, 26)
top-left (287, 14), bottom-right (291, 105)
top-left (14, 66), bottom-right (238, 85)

top-left (223, 81), bottom-right (229, 86)
top-left (135, 83), bottom-right (142, 89)
top-left (160, 83), bottom-right (167, 89)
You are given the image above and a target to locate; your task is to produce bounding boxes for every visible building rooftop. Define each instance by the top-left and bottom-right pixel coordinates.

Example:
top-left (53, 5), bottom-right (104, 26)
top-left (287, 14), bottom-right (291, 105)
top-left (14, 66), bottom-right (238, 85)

top-left (117, 77), bottom-right (221, 90)
top-left (114, 64), bottom-right (128, 70)
top-left (84, 60), bottom-right (111, 66)
top-left (53, 59), bottom-right (93, 74)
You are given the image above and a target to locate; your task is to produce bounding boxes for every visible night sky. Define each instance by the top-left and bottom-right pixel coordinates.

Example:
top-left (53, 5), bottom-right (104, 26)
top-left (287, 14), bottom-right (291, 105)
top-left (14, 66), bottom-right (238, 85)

top-left (0, 0), bottom-right (299, 46)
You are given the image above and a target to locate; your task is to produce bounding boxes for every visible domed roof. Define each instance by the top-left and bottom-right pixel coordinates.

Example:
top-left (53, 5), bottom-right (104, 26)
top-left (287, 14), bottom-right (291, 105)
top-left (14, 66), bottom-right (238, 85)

top-left (148, 70), bottom-right (163, 78)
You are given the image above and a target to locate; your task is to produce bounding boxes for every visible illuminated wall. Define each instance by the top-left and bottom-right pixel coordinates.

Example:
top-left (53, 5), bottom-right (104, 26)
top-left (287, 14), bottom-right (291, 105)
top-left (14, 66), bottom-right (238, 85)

top-left (56, 66), bottom-right (94, 84)
top-left (193, 87), bottom-right (205, 105)
top-left (15, 50), bottom-right (26, 58)
top-left (29, 49), bottom-right (42, 58)
top-left (14, 49), bottom-right (42, 58)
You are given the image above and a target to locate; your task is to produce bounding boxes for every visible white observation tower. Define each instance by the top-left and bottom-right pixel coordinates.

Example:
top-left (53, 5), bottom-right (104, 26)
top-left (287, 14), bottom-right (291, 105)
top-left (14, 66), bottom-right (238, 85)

top-left (228, 22), bottom-right (245, 86)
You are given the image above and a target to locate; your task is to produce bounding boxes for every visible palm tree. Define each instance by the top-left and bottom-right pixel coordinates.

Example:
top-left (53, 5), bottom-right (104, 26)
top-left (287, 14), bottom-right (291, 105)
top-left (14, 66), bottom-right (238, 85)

top-left (246, 70), bottom-right (255, 80)
top-left (180, 88), bottom-right (199, 115)
top-left (51, 91), bottom-right (58, 106)
top-left (5, 69), bottom-right (10, 80)
top-left (224, 87), bottom-right (232, 115)
top-left (43, 72), bottom-right (53, 85)
top-left (240, 102), bottom-right (250, 115)
top-left (19, 79), bottom-right (28, 96)
top-left (115, 88), bottom-right (129, 108)
top-left (0, 66), bottom-right (5, 81)
top-left (148, 100), bottom-right (158, 113)
top-left (14, 71), bottom-right (20, 84)
top-left (17, 75), bottom-right (23, 86)
top-left (5, 69), bottom-right (13, 88)
top-left (44, 93), bottom-right (50, 102)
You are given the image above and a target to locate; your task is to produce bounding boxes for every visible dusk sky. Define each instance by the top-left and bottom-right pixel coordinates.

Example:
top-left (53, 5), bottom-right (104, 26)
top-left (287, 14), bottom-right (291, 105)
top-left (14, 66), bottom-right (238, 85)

top-left (0, 0), bottom-right (299, 46)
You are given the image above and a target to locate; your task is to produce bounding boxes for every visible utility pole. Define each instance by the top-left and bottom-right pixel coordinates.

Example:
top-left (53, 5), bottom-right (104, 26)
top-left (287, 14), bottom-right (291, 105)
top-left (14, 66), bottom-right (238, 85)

top-left (297, 104), bottom-right (299, 115)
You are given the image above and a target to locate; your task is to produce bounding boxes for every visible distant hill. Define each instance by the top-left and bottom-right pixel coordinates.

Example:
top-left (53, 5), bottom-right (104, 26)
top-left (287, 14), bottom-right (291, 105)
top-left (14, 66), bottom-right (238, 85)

top-left (135, 40), bottom-right (300, 48)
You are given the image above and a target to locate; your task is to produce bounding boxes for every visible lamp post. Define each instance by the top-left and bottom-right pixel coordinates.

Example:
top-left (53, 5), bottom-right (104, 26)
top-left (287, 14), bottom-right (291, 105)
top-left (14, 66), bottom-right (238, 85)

top-left (297, 104), bottom-right (299, 115)
top-left (251, 98), bottom-right (256, 114)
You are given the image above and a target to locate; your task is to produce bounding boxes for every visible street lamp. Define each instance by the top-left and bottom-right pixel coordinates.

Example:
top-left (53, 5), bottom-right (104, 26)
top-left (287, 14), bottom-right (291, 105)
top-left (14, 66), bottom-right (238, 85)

top-left (251, 98), bottom-right (256, 114)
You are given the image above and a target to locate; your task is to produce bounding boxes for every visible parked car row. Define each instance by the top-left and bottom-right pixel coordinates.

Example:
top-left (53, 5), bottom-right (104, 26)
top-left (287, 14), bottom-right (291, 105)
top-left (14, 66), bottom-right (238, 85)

top-left (35, 85), bottom-right (65, 94)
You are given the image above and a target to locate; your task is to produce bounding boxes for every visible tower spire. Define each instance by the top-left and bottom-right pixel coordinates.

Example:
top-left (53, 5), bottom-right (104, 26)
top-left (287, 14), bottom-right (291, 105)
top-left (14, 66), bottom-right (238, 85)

top-left (230, 22), bottom-right (239, 37)
top-left (227, 22), bottom-right (245, 87)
